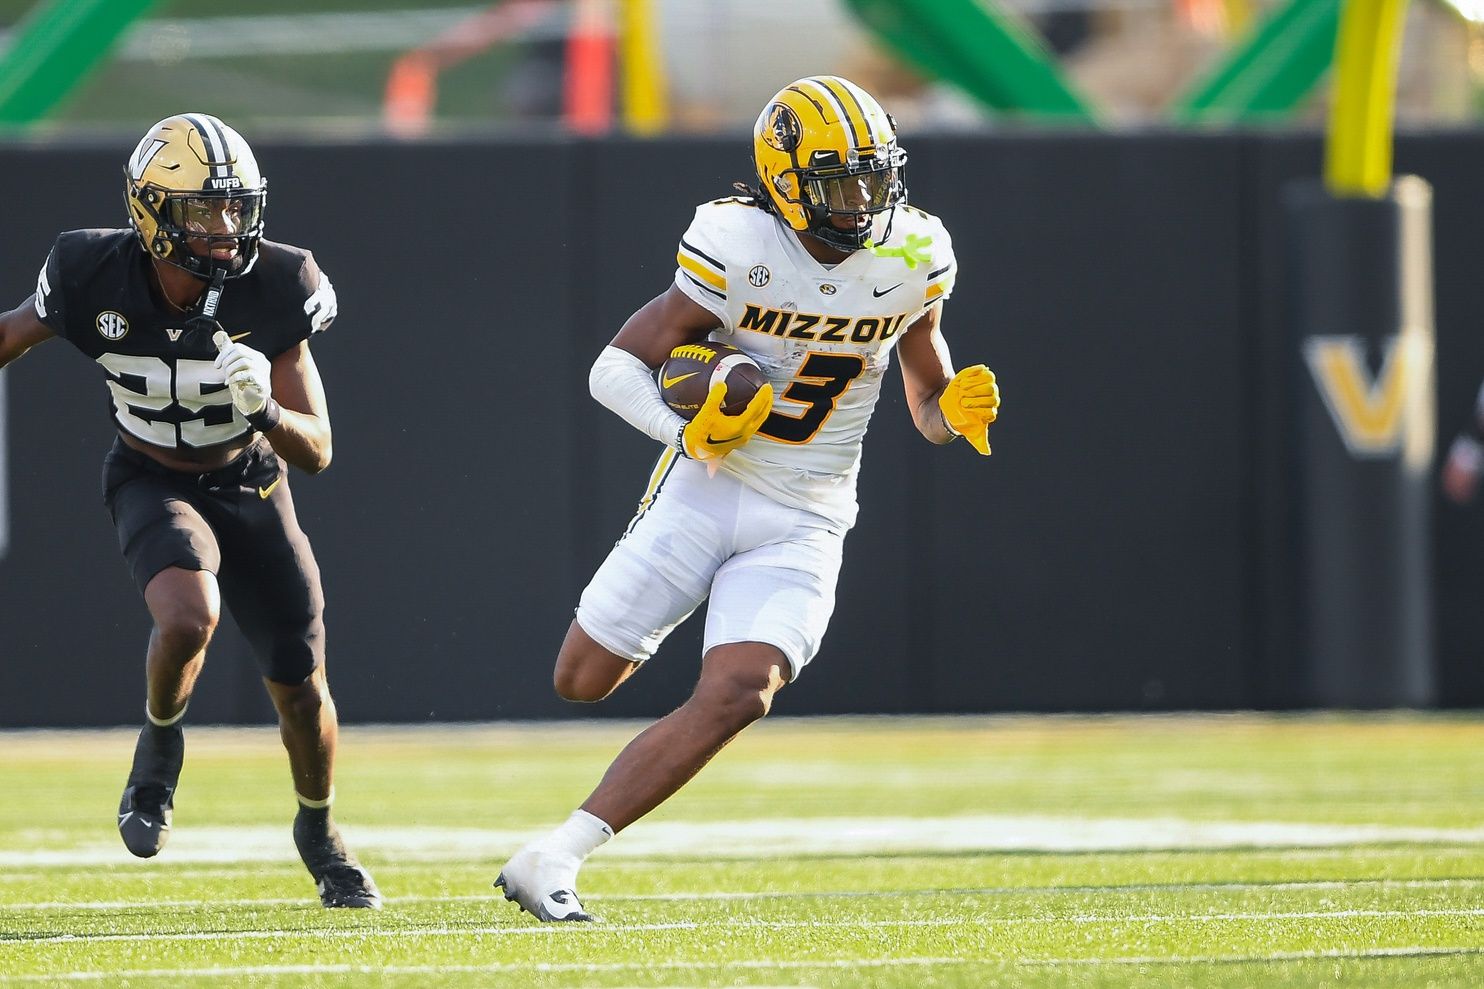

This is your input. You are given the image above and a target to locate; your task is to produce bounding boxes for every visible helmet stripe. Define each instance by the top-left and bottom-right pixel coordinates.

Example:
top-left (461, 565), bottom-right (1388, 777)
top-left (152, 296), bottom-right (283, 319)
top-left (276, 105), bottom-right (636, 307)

top-left (203, 115), bottom-right (235, 178)
top-left (784, 86), bottom-right (832, 127)
top-left (804, 77), bottom-right (860, 149)
top-left (181, 113), bottom-right (229, 178)
top-left (827, 78), bottom-right (880, 146)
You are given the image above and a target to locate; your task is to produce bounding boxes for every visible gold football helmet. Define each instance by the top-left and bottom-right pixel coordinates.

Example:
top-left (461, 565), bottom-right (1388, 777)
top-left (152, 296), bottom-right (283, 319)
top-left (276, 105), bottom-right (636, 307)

top-left (123, 113), bottom-right (267, 280)
top-left (752, 76), bottom-right (907, 252)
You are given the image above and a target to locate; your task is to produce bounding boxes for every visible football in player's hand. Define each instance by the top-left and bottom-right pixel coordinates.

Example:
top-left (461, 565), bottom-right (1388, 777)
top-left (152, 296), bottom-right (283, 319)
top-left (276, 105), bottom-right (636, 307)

top-left (659, 342), bottom-right (767, 420)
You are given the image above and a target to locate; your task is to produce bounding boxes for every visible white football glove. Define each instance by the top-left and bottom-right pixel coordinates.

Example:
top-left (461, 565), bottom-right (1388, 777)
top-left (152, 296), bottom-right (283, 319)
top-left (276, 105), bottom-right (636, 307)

top-left (212, 330), bottom-right (272, 416)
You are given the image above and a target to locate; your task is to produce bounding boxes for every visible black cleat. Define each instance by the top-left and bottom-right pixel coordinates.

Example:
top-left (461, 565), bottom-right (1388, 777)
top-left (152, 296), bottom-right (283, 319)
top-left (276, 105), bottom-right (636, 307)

top-left (295, 806), bottom-right (382, 909)
top-left (117, 782), bottom-right (174, 858)
top-left (315, 863), bottom-right (383, 909)
top-left (118, 722), bottom-right (184, 858)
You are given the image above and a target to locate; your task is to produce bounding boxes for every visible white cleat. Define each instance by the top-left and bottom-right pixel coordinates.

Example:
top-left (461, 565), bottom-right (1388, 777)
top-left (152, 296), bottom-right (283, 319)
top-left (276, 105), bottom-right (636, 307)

top-left (494, 844), bottom-right (597, 922)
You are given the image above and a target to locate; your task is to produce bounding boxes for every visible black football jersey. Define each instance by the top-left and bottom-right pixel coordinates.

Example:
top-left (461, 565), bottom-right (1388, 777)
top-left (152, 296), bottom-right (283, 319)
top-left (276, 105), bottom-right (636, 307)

top-left (33, 228), bottom-right (337, 450)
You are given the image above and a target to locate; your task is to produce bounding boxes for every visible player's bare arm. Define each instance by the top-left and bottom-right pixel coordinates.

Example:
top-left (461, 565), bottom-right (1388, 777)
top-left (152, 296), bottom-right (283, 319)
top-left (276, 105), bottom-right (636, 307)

top-left (0, 296), bottom-right (55, 369)
top-left (899, 304), bottom-right (1001, 455)
top-left (261, 341), bottom-right (332, 473)
top-left (896, 304), bottom-right (958, 444)
top-left (609, 283), bottom-right (722, 366)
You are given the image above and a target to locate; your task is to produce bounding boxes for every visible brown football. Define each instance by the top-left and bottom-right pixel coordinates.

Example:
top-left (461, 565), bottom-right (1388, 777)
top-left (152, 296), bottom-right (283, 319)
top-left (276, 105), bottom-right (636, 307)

top-left (658, 342), bottom-right (768, 420)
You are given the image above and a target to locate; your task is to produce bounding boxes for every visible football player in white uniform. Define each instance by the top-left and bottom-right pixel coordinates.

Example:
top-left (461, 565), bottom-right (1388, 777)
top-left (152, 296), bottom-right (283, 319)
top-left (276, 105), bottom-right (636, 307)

top-left (496, 77), bottom-right (1000, 921)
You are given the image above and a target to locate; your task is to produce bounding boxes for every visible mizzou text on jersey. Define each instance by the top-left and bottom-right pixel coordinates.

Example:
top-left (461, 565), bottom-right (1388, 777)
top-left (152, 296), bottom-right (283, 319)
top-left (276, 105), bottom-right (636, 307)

top-left (671, 197), bottom-right (955, 528)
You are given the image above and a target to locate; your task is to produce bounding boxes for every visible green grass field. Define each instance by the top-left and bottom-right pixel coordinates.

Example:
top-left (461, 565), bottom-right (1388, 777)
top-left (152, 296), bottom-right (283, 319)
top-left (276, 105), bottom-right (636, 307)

top-left (1, 714), bottom-right (1481, 986)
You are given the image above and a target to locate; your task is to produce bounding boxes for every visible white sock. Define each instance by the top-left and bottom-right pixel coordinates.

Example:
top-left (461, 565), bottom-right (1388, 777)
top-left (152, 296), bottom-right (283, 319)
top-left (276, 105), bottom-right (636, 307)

top-left (296, 788), bottom-right (335, 810)
top-left (146, 701), bottom-right (188, 727)
top-left (546, 809), bottom-right (614, 861)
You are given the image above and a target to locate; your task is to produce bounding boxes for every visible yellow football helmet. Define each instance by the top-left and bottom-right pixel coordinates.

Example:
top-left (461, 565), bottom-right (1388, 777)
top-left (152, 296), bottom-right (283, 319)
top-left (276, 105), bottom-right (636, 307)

top-left (752, 76), bottom-right (907, 252)
top-left (123, 113), bottom-right (267, 280)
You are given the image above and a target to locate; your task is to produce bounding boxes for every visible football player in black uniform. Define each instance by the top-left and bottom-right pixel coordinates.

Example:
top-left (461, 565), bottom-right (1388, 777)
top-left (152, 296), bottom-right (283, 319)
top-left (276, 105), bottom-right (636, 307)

top-left (1443, 381), bottom-right (1484, 504)
top-left (0, 113), bottom-right (379, 908)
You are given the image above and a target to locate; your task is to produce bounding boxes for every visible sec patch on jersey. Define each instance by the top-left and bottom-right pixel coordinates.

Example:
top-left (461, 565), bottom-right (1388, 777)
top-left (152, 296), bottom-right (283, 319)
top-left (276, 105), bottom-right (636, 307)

top-left (659, 342), bottom-right (767, 420)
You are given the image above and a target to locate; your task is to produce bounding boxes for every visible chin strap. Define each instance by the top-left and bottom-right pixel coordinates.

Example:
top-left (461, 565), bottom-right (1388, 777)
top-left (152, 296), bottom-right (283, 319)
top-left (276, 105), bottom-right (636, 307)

top-left (201, 267), bottom-right (227, 316)
top-left (181, 267), bottom-right (229, 346)
top-left (866, 233), bottom-right (934, 269)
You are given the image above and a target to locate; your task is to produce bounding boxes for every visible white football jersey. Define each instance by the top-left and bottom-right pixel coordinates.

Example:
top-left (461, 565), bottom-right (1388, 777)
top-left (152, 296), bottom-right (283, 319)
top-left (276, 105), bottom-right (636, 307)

top-left (673, 198), bottom-right (957, 528)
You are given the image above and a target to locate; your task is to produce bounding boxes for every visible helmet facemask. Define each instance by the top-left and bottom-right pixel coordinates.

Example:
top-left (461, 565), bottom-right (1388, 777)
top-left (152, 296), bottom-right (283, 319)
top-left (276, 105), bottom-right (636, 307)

top-left (769, 147), bottom-right (908, 253)
top-left (130, 180), bottom-right (267, 281)
top-left (803, 146), bottom-right (907, 252)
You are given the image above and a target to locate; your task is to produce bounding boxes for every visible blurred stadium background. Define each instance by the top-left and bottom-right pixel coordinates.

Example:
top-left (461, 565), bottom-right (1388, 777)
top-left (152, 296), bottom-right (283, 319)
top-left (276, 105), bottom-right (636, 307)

top-left (2, 1), bottom-right (1484, 986)
top-left (2, 0), bottom-right (1484, 135)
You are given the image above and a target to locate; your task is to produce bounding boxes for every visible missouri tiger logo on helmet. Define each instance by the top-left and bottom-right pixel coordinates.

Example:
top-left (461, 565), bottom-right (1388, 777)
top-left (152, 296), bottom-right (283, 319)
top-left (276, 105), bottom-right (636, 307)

top-left (124, 112), bottom-right (267, 281)
top-left (752, 76), bottom-right (907, 252)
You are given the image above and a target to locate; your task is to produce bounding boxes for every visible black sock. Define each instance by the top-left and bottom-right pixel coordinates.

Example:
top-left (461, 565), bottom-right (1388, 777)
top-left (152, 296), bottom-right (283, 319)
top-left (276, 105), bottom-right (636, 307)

top-left (294, 804), bottom-right (356, 873)
top-left (127, 722), bottom-right (184, 786)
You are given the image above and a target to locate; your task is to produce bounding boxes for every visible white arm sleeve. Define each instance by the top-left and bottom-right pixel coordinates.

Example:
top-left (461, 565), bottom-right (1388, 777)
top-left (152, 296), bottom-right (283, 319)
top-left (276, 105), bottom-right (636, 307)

top-left (589, 345), bottom-right (687, 452)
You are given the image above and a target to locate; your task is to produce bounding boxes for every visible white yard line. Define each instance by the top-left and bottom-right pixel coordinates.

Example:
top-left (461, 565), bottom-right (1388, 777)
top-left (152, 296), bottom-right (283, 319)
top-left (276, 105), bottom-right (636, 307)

top-left (4, 877), bottom-right (1483, 911)
top-left (0, 957), bottom-right (965, 984)
top-left (1062, 908), bottom-right (1484, 923)
top-left (1031, 945), bottom-right (1484, 966)
top-left (5, 948), bottom-right (1482, 983)
top-left (0, 918), bottom-right (955, 946)
top-left (9, 908), bottom-right (1484, 947)
top-left (4, 814), bottom-right (1483, 867)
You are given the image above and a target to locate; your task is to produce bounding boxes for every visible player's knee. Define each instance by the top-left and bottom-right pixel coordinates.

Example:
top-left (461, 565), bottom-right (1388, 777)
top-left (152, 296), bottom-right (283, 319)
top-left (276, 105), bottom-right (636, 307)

top-left (553, 656), bottom-right (623, 703)
top-left (273, 672), bottom-right (330, 725)
top-left (553, 623), bottom-right (633, 702)
top-left (145, 569), bottom-right (221, 657)
top-left (693, 645), bottom-right (790, 730)
top-left (693, 668), bottom-right (777, 730)
top-left (553, 666), bottom-right (599, 703)
top-left (152, 598), bottom-right (219, 656)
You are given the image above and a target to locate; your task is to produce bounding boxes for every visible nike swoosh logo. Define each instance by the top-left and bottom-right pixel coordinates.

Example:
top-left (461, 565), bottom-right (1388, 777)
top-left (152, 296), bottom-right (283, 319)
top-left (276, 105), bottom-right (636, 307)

top-left (872, 284), bottom-right (902, 297)
top-left (540, 890), bottom-right (586, 919)
top-left (258, 477), bottom-right (282, 500)
top-left (661, 371), bottom-right (700, 388)
top-left (706, 432), bottom-right (744, 445)
top-left (230, 331), bottom-right (252, 341)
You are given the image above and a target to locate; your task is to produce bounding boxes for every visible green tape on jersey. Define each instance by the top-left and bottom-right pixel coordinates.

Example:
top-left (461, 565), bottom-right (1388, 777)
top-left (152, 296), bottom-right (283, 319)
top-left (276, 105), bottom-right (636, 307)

top-left (867, 233), bottom-right (934, 269)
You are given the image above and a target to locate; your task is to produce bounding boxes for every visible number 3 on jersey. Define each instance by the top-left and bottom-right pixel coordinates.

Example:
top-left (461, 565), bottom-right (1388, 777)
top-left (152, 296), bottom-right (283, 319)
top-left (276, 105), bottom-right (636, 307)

top-left (759, 352), bottom-right (866, 444)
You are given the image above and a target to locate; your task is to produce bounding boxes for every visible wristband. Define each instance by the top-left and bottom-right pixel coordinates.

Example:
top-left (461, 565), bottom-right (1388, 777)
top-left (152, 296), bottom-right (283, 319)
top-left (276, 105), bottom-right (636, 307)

top-left (246, 397), bottom-right (283, 434)
top-left (939, 406), bottom-right (961, 440)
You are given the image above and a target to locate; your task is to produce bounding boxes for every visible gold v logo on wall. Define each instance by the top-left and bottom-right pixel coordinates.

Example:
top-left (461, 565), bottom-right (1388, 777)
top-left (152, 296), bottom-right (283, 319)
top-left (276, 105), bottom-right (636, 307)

top-left (1303, 334), bottom-right (1433, 459)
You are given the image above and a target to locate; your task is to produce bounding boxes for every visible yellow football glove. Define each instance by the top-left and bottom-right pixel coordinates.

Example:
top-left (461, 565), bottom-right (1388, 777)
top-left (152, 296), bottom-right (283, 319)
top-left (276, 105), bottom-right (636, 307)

top-left (682, 380), bottom-right (774, 465)
top-left (939, 364), bottom-right (999, 455)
